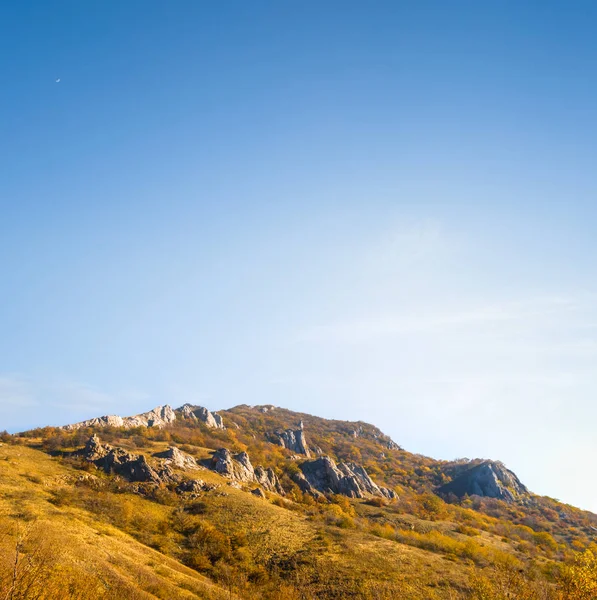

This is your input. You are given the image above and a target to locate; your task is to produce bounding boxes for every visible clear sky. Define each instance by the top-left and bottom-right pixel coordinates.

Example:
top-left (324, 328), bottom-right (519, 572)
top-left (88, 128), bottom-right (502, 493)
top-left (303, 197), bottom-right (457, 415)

top-left (2, 1), bottom-right (597, 511)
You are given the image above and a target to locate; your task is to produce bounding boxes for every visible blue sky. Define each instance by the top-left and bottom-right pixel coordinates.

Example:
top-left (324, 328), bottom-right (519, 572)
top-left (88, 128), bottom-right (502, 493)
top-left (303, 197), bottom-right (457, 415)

top-left (2, 1), bottom-right (597, 510)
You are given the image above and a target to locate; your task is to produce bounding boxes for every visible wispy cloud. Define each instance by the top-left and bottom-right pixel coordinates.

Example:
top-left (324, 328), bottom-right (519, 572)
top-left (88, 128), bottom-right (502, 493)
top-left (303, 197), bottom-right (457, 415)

top-left (0, 375), bottom-right (40, 408)
top-left (297, 296), bottom-right (582, 344)
top-left (0, 376), bottom-right (152, 431)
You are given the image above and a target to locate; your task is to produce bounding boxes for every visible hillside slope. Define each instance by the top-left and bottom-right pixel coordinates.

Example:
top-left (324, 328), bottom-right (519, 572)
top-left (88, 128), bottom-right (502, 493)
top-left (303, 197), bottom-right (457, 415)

top-left (3, 403), bottom-right (597, 598)
top-left (0, 443), bottom-right (231, 599)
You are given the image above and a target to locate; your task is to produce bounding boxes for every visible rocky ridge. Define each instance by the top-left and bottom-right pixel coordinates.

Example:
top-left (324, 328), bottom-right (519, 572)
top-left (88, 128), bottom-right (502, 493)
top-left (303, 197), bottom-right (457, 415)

top-left (60, 402), bottom-right (531, 505)
top-left (63, 403), bottom-right (225, 431)
top-left (65, 405), bottom-right (177, 430)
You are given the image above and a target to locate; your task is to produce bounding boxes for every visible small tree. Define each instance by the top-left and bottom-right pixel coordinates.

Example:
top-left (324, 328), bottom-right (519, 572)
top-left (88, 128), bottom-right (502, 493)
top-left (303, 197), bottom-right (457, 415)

top-left (559, 547), bottom-right (597, 599)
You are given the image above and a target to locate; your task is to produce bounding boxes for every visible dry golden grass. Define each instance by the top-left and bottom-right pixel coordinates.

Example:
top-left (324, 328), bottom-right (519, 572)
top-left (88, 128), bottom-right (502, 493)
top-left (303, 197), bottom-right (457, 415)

top-left (0, 444), bottom-right (232, 599)
top-left (0, 436), bottom-right (568, 599)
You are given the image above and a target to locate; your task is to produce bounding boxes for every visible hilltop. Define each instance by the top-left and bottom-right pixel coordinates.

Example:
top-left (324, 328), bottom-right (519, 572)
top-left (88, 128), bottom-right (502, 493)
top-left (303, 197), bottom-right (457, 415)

top-left (1, 403), bottom-right (597, 598)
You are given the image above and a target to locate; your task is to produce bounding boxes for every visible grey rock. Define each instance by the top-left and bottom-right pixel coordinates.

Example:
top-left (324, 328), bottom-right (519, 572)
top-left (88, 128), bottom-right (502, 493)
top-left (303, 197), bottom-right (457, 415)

top-left (439, 460), bottom-right (528, 502)
top-left (209, 448), bottom-right (285, 495)
top-left (64, 405), bottom-right (177, 431)
top-left (211, 448), bottom-right (255, 482)
top-left (176, 479), bottom-right (218, 494)
top-left (177, 404), bottom-right (225, 429)
top-left (270, 424), bottom-right (310, 457)
top-left (154, 446), bottom-right (199, 470)
top-left (294, 456), bottom-right (396, 500)
top-left (78, 435), bottom-right (168, 484)
top-left (254, 466), bottom-right (285, 495)
top-left (251, 488), bottom-right (266, 498)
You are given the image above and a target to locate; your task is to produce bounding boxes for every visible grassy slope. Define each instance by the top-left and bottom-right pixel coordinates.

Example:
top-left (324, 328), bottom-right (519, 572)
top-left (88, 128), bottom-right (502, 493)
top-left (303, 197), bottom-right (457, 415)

top-left (5, 403), bottom-right (593, 598)
top-left (0, 443), bottom-right (230, 599)
top-left (0, 441), bottom-right (482, 599)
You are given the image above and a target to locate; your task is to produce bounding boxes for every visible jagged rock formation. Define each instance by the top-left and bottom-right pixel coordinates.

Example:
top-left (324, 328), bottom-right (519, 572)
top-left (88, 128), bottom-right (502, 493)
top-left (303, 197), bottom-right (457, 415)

top-left (209, 448), bottom-right (284, 495)
top-left (78, 435), bottom-right (171, 483)
top-left (269, 423), bottom-right (311, 457)
top-left (293, 456), bottom-right (396, 499)
top-left (64, 405), bottom-right (176, 430)
top-left (211, 448), bottom-right (255, 482)
top-left (154, 446), bottom-right (199, 470)
top-left (63, 403), bottom-right (227, 432)
top-left (251, 488), bottom-right (266, 498)
top-left (254, 466), bottom-right (285, 495)
top-left (177, 404), bottom-right (225, 429)
top-left (438, 460), bottom-right (528, 502)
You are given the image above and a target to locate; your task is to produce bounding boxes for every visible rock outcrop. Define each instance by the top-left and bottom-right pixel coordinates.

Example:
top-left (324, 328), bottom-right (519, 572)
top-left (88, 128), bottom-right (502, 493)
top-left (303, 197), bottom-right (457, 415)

top-left (211, 448), bottom-right (255, 482)
top-left (438, 460), bottom-right (528, 502)
top-left (293, 456), bottom-right (396, 500)
top-left (209, 448), bottom-right (284, 495)
top-left (254, 466), bottom-right (285, 495)
top-left (78, 435), bottom-right (169, 483)
top-left (269, 422), bottom-right (310, 457)
top-left (176, 479), bottom-right (218, 494)
top-left (154, 446), bottom-right (199, 470)
top-left (64, 405), bottom-right (177, 431)
top-left (177, 404), bottom-right (225, 429)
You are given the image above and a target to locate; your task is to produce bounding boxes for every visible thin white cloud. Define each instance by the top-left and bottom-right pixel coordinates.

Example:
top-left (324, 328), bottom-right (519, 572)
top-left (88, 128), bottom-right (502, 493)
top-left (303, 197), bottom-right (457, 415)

top-left (0, 376), bottom-right (40, 408)
top-left (297, 296), bottom-right (582, 344)
top-left (0, 376), bottom-right (152, 431)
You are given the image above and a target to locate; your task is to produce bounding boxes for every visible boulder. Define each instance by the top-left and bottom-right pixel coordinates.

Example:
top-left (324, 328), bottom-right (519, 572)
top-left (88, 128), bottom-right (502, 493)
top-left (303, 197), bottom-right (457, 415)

top-left (154, 446), bottom-right (199, 470)
top-left (176, 479), bottom-right (218, 494)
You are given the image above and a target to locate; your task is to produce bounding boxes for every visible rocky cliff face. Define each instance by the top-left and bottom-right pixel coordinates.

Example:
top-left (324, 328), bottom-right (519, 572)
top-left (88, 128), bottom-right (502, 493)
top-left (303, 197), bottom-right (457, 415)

top-left (293, 456), bottom-right (396, 499)
top-left (270, 423), bottom-right (310, 457)
top-left (64, 405), bottom-right (177, 430)
top-left (438, 460), bottom-right (528, 502)
top-left (177, 404), bottom-right (225, 429)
